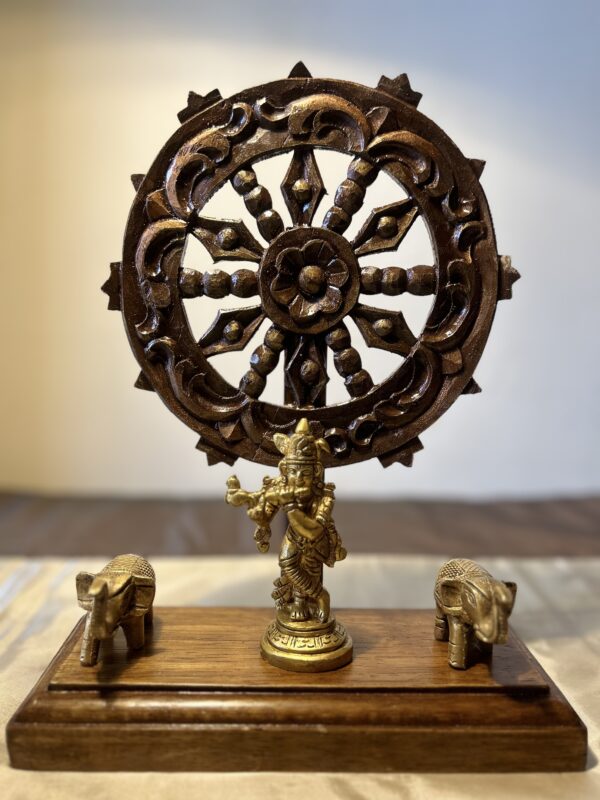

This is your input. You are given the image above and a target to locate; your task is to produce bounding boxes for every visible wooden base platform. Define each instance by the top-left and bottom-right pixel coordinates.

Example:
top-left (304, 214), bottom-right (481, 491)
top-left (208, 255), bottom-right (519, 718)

top-left (7, 607), bottom-right (587, 772)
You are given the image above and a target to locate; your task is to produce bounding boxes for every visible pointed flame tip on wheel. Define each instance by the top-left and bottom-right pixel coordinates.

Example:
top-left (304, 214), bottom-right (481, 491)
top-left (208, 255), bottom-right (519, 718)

top-left (288, 61), bottom-right (312, 79)
top-left (376, 74), bottom-right (422, 108)
top-left (101, 262), bottom-right (122, 311)
top-left (130, 174), bottom-right (144, 191)
top-left (462, 378), bottom-right (482, 395)
top-left (134, 371), bottom-right (154, 392)
top-left (469, 159), bottom-right (486, 179)
top-left (498, 255), bottom-right (521, 300)
top-left (177, 89), bottom-right (223, 124)
top-left (196, 437), bottom-right (237, 467)
top-left (378, 437), bottom-right (424, 468)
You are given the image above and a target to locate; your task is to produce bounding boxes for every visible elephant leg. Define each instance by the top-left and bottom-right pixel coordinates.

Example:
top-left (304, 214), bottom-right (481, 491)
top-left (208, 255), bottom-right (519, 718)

top-left (447, 617), bottom-right (468, 669)
top-left (434, 606), bottom-right (448, 641)
top-left (144, 607), bottom-right (154, 628)
top-left (122, 615), bottom-right (145, 650)
top-left (80, 613), bottom-right (101, 666)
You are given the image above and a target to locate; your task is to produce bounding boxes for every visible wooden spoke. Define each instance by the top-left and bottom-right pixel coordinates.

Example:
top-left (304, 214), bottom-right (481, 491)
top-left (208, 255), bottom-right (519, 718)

top-left (284, 335), bottom-right (328, 407)
top-left (325, 323), bottom-right (374, 398)
top-left (191, 216), bottom-right (264, 263)
top-left (231, 168), bottom-right (285, 243)
top-left (179, 267), bottom-right (258, 299)
top-left (113, 71), bottom-right (514, 470)
top-left (322, 157), bottom-right (377, 234)
top-left (239, 325), bottom-right (288, 399)
top-left (199, 306), bottom-right (265, 357)
top-left (360, 265), bottom-right (436, 296)
top-left (280, 147), bottom-right (326, 226)
top-left (352, 304), bottom-right (416, 356)
top-left (351, 199), bottom-right (419, 257)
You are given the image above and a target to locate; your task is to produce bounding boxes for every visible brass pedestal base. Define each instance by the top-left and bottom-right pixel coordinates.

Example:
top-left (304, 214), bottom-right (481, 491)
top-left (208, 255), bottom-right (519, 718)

top-left (261, 616), bottom-right (353, 672)
top-left (6, 608), bottom-right (587, 772)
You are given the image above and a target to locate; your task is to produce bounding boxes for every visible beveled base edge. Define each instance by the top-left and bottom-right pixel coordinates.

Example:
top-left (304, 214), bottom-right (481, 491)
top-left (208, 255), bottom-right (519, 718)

top-left (6, 607), bottom-right (588, 772)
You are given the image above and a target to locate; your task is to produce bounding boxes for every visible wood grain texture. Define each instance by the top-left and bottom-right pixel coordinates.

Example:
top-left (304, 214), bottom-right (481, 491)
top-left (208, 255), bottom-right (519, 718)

top-left (7, 607), bottom-right (587, 773)
top-left (51, 608), bottom-right (546, 692)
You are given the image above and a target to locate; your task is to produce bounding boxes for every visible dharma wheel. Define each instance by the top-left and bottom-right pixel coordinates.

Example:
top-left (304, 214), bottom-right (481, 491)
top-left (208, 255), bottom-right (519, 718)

top-left (103, 63), bottom-right (519, 469)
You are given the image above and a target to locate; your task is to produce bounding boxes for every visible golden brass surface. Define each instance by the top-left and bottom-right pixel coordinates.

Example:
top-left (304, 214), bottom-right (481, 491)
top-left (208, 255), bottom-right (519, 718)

top-left (434, 558), bottom-right (517, 669)
top-left (226, 418), bottom-right (352, 671)
top-left (76, 554), bottom-right (155, 666)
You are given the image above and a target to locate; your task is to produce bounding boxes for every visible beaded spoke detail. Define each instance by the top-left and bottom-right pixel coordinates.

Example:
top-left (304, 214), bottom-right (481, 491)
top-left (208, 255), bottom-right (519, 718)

top-left (184, 148), bottom-right (436, 405)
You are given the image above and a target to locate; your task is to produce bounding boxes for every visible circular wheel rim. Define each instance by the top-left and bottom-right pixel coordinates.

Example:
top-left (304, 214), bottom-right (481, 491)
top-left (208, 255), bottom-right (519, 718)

top-left (106, 69), bottom-right (517, 469)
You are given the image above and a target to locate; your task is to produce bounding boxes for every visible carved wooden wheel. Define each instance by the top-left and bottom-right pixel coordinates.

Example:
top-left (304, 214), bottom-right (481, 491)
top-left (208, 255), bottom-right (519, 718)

top-left (104, 64), bottom-right (519, 469)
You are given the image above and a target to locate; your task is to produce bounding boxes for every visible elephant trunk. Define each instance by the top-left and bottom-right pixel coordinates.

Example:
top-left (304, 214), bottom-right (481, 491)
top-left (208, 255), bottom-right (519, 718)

top-left (474, 607), bottom-right (504, 644)
top-left (88, 577), bottom-right (109, 640)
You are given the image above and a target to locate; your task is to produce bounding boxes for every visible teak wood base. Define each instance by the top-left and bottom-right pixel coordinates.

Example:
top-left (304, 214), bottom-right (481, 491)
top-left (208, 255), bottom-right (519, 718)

top-left (7, 607), bottom-right (587, 772)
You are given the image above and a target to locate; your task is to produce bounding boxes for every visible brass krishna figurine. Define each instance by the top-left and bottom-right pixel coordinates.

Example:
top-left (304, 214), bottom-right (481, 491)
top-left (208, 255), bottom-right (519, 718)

top-left (226, 418), bottom-right (352, 671)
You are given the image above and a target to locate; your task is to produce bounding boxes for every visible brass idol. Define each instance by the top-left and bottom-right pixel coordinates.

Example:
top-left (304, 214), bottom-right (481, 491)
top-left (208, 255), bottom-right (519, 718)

top-left (76, 554), bottom-right (156, 666)
top-left (226, 418), bottom-right (352, 671)
top-left (434, 558), bottom-right (517, 669)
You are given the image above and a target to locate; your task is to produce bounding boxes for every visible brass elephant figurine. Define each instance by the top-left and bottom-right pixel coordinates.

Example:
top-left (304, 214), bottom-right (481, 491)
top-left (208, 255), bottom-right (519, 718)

top-left (76, 554), bottom-right (155, 666)
top-left (434, 558), bottom-right (516, 669)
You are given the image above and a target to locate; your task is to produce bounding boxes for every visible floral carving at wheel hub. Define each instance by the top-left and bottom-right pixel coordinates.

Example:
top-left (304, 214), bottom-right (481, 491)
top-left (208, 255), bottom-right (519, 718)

top-left (104, 64), bottom-right (519, 471)
top-left (259, 228), bottom-right (360, 335)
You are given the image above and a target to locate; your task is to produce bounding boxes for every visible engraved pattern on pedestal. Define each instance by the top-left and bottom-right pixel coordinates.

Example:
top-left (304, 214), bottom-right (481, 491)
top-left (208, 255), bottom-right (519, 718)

top-left (266, 621), bottom-right (346, 653)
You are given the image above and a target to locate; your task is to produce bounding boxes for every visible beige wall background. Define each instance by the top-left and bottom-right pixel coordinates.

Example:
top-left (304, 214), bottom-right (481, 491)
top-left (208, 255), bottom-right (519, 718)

top-left (1, 0), bottom-right (599, 498)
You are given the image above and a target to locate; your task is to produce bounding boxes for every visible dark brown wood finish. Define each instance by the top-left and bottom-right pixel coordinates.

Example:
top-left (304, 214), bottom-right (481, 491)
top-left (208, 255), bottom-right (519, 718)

top-left (51, 608), bottom-right (546, 691)
top-left (7, 608), bottom-right (587, 772)
top-left (103, 66), bottom-right (519, 472)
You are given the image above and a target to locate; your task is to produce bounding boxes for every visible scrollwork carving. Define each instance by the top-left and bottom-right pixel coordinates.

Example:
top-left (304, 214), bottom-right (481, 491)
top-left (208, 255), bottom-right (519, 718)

top-left (165, 102), bottom-right (255, 218)
top-left (109, 70), bottom-right (516, 469)
top-left (254, 93), bottom-right (371, 150)
top-left (373, 347), bottom-right (441, 428)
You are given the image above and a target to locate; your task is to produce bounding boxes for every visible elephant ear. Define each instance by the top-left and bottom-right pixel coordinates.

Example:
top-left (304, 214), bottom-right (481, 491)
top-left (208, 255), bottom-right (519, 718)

top-left (76, 572), bottom-right (95, 605)
top-left (134, 583), bottom-right (156, 613)
top-left (107, 572), bottom-right (133, 597)
top-left (503, 580), bottom-right (517, 603)
top-left (438, 578), bottom-right (463, 610)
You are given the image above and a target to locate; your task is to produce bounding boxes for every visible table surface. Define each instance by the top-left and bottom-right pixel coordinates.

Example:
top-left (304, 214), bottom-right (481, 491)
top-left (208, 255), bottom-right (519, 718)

top-left (3, 493), bottom-right (600, 556)
top-left (1, 554), bottom-right (599, 799)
